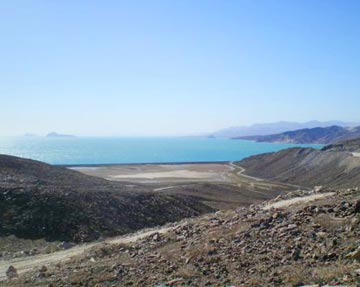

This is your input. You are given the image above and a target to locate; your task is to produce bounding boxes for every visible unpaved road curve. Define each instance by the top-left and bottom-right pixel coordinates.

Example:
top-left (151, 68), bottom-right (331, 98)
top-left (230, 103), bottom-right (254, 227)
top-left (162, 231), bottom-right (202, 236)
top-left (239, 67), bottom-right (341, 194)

top-left (229, 162), bottom-right (308, 190)
top-left (263, 192), bottom-right (335, 210)
top-left (0, 226), bottom-right (172, 281)
top-left (229, 162), bottom-right (264, 182)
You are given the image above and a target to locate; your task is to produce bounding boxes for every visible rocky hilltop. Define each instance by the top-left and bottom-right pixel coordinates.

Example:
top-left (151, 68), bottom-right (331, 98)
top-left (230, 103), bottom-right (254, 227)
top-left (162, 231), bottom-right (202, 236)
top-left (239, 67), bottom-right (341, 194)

top-left (5, 188), bottom-right (360, 286)
top-left (235, 125), bottom-right (360, 144)
top-left (0, 155), bottom-right (212, 242)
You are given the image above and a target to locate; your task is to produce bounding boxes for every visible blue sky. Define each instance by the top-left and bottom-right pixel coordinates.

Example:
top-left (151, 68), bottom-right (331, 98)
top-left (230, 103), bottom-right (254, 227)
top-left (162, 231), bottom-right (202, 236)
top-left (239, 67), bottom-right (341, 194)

top-left (1, 0), bottom-right (359, 136)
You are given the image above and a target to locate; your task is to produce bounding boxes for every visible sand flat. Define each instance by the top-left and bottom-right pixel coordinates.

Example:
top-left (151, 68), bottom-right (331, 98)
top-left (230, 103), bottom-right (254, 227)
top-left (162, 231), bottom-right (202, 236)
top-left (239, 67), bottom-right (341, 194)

top-left (70, 163), bottom-right (231, 183)
top-left (110, 170), bottom-right (215, 179)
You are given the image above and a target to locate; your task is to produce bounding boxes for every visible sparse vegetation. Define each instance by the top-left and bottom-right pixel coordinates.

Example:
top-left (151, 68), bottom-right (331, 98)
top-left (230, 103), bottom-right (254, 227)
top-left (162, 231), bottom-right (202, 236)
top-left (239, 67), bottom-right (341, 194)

top-left (5, 189), bottom-right (359, 286)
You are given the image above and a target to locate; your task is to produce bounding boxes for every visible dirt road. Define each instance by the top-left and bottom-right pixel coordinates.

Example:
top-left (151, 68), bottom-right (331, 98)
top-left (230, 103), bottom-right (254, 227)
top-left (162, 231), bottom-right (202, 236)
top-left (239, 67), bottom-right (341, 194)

top-left (229, 162), bottom-right (306, 190)
top-left (229, 161), bottom-right (264, 182)
top-left (263, 192), bottom-right (335, 210)
top-left (0, 226), bottom-right (172, 281)
top-left (0, 191), bottom-right (335, 281)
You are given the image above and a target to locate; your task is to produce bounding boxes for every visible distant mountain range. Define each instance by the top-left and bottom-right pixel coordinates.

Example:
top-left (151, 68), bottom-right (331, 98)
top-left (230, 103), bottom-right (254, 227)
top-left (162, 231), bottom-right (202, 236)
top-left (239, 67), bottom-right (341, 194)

top-left (211, 121), bottom-right (359, 138)
top-left (235, 125), bottom-right (360, 144)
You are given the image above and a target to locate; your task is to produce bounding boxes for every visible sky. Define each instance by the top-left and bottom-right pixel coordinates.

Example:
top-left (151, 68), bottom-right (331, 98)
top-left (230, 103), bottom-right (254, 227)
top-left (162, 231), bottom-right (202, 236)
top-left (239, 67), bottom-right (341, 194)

top-left (1, 0), bottom-right (360, 136)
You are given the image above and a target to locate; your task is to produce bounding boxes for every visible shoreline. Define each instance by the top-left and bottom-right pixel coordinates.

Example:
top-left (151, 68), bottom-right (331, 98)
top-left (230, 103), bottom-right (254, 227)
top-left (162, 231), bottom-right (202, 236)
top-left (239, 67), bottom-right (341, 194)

top-left (59, 160), bottom-right (233, 168)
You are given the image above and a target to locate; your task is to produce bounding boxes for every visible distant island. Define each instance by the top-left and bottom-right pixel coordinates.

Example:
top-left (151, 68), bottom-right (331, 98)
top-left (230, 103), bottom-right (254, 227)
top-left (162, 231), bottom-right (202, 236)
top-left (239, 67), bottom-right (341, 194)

top-left (46, 132), bottom-right (76, 138)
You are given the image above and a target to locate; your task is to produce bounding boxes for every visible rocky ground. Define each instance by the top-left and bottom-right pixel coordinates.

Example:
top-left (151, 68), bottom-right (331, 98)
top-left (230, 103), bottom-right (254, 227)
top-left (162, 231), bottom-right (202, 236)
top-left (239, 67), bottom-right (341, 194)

top-left (4, 188), bottom-right (360, 287)
top-left (0, 154), bottom-right (213, 242)
top-left (0, 236), bottom-right (60, 261)
top-left (0, 154), bottom-right (292, 244)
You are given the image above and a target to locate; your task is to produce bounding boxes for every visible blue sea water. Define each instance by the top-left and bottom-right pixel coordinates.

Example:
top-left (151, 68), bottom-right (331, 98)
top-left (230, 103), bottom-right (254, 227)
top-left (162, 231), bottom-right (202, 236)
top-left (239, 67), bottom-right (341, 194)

top-left (0, 137), bottom-right (323, 165)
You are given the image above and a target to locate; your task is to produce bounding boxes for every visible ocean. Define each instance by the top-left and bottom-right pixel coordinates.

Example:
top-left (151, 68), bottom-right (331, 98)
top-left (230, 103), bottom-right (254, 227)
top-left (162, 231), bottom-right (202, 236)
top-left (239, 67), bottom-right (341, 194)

top-left (0, 136), bottom-right (323, 165)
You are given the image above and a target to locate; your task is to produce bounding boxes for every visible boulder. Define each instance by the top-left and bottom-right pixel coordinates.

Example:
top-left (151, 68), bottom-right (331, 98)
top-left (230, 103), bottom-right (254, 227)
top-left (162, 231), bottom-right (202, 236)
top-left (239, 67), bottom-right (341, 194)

top-left (6, 265), bottom-right (18, 279)
top-left (346, 247), bottom-right (360, 261)
top-left (58, 241), bottom-right (75, 250)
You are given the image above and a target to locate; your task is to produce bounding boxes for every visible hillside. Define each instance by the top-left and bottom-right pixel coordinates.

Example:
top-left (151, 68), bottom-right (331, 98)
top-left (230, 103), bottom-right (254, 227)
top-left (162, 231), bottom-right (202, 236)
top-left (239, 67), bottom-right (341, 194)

top-left (4, 188), bottom-right (360, 286)
top-left (0, 155), bottom-right (212, 242)
top-left (235, 125), bottom-right (360, 144)
top-left (238, 139), bottom-right (360, 188)
top-left (322, 137), bottom-right (360, 152)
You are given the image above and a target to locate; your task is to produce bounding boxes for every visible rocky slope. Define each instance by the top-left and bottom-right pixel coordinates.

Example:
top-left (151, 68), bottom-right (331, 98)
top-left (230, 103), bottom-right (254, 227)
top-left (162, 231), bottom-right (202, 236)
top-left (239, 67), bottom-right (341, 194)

top-left (0, 155), bottom-right (212, 242)
top-left (235, 125), bottom-right (360, 144)
top-left (238, 141), bottom-right (360, 188)
top-left (322, 138), bottom-right (360, 153)
top-left (4, 188), bottom-right (360, 286)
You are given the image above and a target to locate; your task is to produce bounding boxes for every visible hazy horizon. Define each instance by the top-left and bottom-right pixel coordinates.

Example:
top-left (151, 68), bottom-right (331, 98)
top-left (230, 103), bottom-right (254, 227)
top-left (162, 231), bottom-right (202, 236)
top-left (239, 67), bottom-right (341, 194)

top-left (1, 1), bottom-right (360, 136)
top-left (0, 119), bottom-right (356, 138)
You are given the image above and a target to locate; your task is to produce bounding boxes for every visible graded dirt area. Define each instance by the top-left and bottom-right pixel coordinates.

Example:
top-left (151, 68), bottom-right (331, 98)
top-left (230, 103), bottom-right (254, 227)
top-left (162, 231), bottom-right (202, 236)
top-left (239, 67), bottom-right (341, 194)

top-left (70, 162), bottom-right (297, 210)
top-left (70, 163), bottom-right (231, 183)
top-left (70, 162), bottom-right (295, 188)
